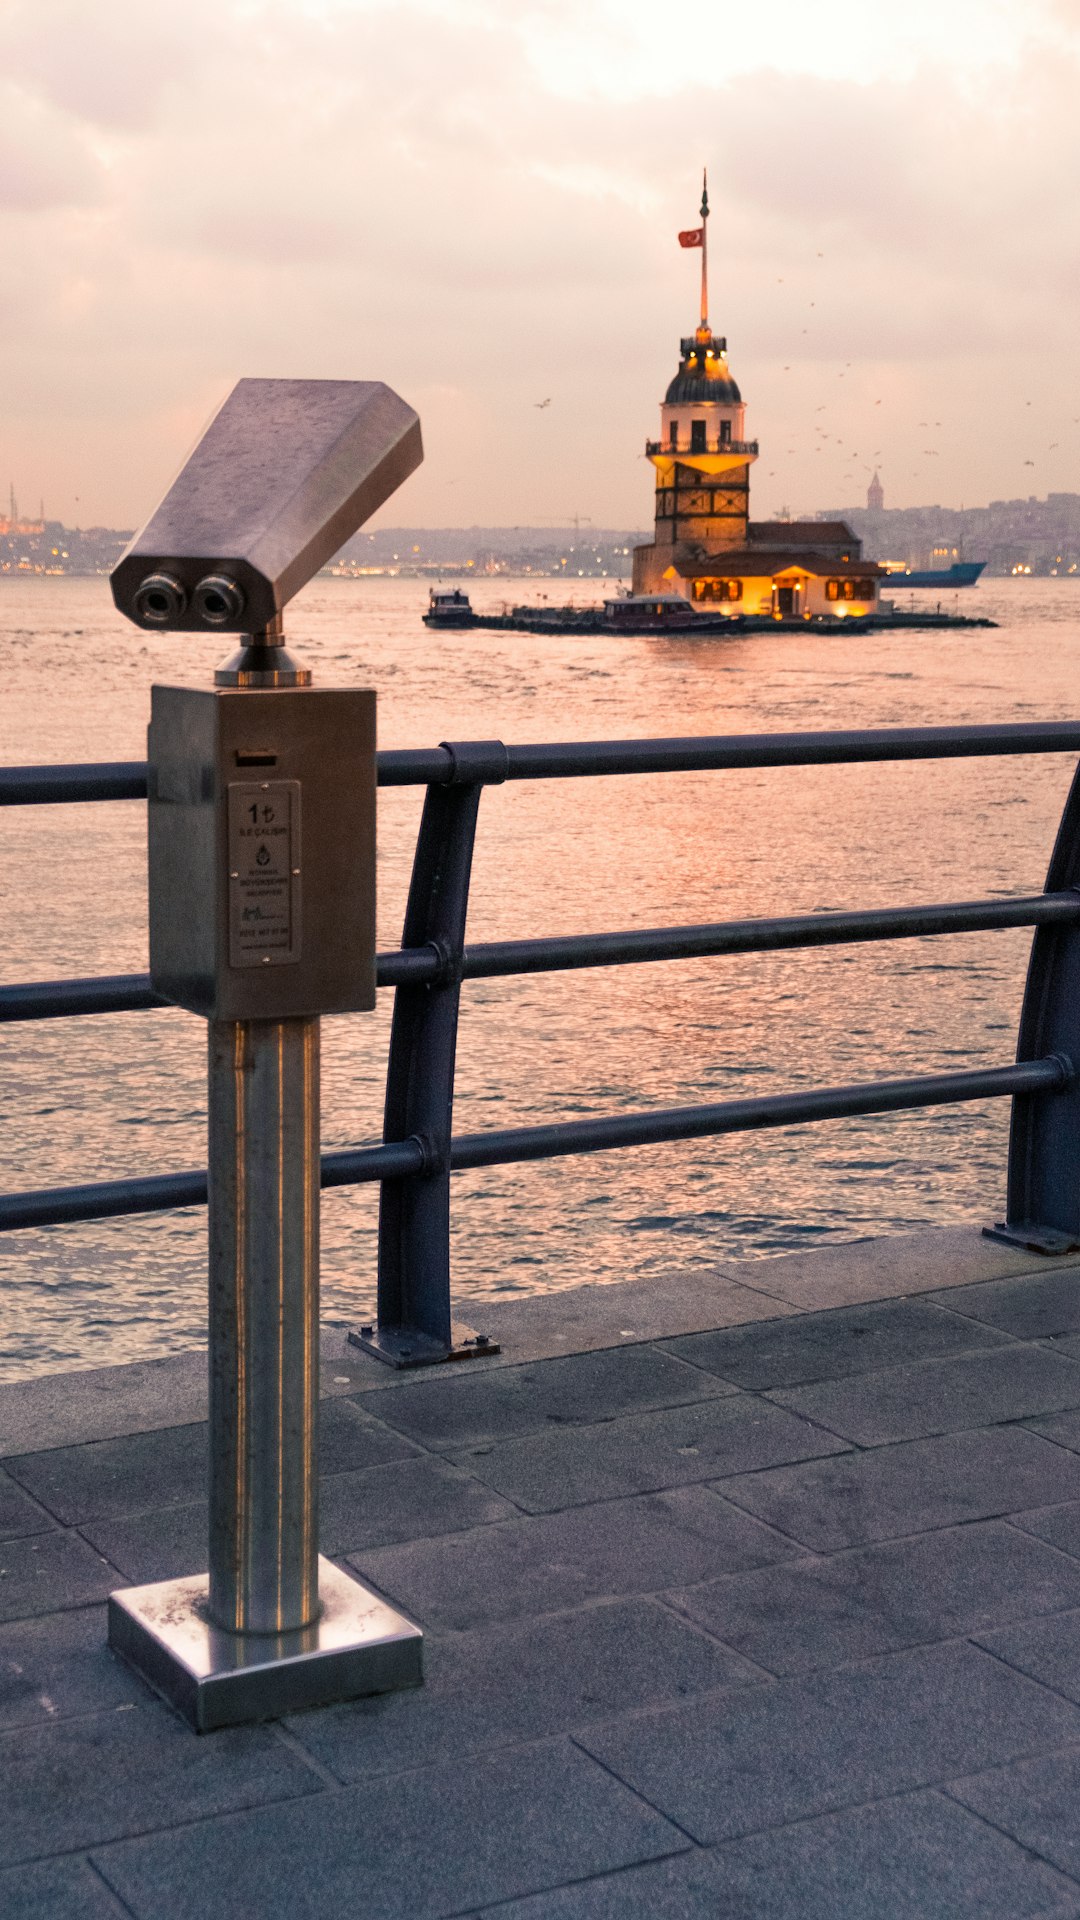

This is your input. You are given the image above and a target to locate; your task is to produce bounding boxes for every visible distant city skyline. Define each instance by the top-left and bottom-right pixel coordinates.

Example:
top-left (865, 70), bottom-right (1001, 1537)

top-left (2, 0), bottom-right (1078, 530)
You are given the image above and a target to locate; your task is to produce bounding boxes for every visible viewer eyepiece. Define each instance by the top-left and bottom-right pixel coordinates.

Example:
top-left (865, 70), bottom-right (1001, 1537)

top-left (195, 574), bottom-right (245, 626)
top-left (111, 377), bottom-right (422, 635)
top-left (133, 573), bottom-right (187, 625)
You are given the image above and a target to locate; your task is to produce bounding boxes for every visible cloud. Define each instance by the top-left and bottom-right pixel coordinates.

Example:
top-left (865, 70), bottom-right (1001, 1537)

top-left (0, 0), bottom-right (1078, 524)
top-left (0, 85), bottom-right (107, 211)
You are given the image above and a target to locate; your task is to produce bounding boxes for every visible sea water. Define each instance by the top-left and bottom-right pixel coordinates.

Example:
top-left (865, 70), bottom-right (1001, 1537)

top-left (0, 573), bottom-right (1075, 1378)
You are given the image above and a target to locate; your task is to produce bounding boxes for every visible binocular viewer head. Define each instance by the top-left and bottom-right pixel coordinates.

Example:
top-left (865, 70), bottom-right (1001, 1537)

top-left (112, 377), bottom-right (422, 634)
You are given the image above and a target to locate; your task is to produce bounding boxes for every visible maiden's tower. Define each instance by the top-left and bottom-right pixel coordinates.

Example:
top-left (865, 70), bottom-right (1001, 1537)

top-left (632, 179), bottom-right (886, 619)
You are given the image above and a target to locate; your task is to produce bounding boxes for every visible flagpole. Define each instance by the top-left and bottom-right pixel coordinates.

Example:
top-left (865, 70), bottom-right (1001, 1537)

top-left (700, 169), bottom-right (709, 329)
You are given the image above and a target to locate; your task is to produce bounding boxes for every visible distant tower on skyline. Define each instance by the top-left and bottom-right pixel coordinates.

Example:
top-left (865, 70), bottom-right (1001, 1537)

top-left (867, 471), bottom-right (884, 511)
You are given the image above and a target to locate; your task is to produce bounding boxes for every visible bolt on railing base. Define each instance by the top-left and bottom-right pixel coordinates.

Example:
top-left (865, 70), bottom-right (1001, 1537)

top-left (349, 1320), bottom-right (500, 1369)
top-left (983, 1221), bottom-right (1080, 1257)
top-left (108, 1557), bottom-right (422, 1734)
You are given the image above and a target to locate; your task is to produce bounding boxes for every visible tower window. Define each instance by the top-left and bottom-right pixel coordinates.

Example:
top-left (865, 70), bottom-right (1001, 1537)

top-left (690, 420), bottom-right (706, 453)
top-left (719, 420), bottom-right (732, 445)
top-left (669, 421), bottom-right (679, 449)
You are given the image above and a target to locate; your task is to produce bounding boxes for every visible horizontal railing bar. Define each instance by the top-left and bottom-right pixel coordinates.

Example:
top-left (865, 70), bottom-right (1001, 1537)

top-left (0, 763), bottom-right (148, 805)
top-left (0, 1057), bottom-right (1066, 1231)
top-left (4, 893), bottom-right (1077, 1023)
top-left (0, 1138), bottom-right (426, 1231)
top-left (0, 977), bottom-right (166, 1020)
top-left (462, 894), bottom-right (1080, 977)
top-left (499, 724), bottom-right (1080, 781)
top-left (448, 1057), bottom-right (1070, 1169)
top-left (7, 723), bottom-right (1080, 807)
top-left (0, 948), bottom-right (444, 1021)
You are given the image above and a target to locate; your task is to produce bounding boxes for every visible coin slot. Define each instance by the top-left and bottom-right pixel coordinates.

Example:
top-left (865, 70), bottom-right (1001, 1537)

top-left (235, 750), bottom-right (278, 767)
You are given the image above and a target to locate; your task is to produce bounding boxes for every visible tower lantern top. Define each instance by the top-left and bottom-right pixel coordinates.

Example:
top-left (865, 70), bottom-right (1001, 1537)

top-left (664, 333), bottom-right (741, 406)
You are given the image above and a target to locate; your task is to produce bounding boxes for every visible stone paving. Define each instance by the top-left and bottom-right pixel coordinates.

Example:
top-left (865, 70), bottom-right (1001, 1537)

top-left (7, 1230), bottom-right (1080, 1915)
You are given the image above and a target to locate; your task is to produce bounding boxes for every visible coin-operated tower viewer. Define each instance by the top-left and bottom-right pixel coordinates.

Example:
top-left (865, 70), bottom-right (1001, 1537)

top-left (107, 378), bottom-right (424, 1732)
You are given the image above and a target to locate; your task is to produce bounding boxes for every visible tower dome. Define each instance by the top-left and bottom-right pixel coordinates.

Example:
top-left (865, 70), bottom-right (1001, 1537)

top-left (664, 331), bottom-right (742, 406)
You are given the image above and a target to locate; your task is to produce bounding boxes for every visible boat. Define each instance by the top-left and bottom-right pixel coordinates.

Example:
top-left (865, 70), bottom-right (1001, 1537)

top-left (424, 590), bottom-right (744, 635)
top-left (422, 589), bottom-right (996, 635)
top-left (424, 588), bottom-right (475, 626)
top-left (884, 562), bottom-right (986, 589)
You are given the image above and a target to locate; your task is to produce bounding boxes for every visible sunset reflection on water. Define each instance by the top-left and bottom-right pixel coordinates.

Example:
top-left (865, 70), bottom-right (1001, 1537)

top-left (1, 574), bottom-right (1076, 1377)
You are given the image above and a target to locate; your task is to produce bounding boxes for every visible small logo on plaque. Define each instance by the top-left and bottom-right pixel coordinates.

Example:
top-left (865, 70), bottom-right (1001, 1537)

top-left (227, 781), bottom-right (301, 968)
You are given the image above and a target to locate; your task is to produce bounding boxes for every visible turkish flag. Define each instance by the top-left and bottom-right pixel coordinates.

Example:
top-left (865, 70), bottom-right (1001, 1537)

top-left (678, 227), bottom-right (704, 249)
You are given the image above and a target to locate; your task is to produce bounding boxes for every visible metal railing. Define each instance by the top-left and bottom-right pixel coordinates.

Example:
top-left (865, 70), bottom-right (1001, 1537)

top-left (646, 438), bottom-right (759, 460)
top-left (5, 720), bottom-right (1080, 1362)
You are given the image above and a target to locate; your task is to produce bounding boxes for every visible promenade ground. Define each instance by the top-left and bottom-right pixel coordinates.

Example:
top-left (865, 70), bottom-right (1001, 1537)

top-left (6, 1228), bottom-right (1080, 1917)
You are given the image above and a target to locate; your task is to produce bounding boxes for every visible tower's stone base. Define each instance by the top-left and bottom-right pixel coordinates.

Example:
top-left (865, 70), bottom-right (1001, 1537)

top-left (631, 543), bottom-right (682, 596)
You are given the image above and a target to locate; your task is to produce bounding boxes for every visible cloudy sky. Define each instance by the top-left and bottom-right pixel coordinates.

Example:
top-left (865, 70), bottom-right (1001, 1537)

top-left (2, 0), bottom-right (1079, 530)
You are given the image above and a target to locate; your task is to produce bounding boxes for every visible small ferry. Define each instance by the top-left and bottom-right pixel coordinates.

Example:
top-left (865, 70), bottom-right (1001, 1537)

top-left (425, 588), bottom-right (475, 626)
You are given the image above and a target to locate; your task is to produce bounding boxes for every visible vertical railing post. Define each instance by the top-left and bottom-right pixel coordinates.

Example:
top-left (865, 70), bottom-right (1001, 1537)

top-left (987, 759), bottom-right (1080, 1253)
top-left (352, 740), bottom-right (508, 1366)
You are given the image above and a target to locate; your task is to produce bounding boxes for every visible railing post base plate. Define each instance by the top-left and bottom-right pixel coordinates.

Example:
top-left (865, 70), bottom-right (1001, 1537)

top-left (348, 1321), bottom-right (501, 1369)
top-left (107, 1556), bottom-right (422, 1733)
top-left (983, 1221), bottom-right (1080, 1257)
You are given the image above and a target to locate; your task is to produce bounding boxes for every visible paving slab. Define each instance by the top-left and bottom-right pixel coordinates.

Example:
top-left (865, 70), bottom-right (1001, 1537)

top-left (285, 1596), bottom-right (762, 1782)
top-left (664, 1296), bottom-right (1011, 1391)
top-left (1029, 1409), bottom-right (1080, 1456)
top-left (716, 1228), bottom-right (1080, 1312)
top-left (0, 1603), bottom-right (152, 1729)
top-left (577, 1640), bottom-right (1080, 1844)
top-left (84, 1452), bottom-right (520, 1587)
top-left (715, 1426), bottom-right (1080, 1552)
top-left (771, 1344), bottom-right (1080, 1447)
top-left (977, 1606), bottom-right (1080, 1705)
top-left (4, 1400), bottom-right (421, 1528)
top-left (0, 1465), bottom-right (56, 1542)
top-left (1013, 1502), bottom-right (1080, 1562)
top-left (320, 1453), bottom-right (519, 1551)
top-left (0, 1701), bottom-right (318, 1867)
top-left (668, 1521), bottom-right (1080, 1675)
top-left (450, 1394), bottom-right (849, 1513)
top-left (0, 1857), bottom-right (132, 1920)
top-left (930, 1269), bottom-right (1080, 1341)
top-left (92, 1739), bottom-right (688, 1920)
top-left (79, 1499), bottom-right (207, 1587)
top-left (0, 1529), bottom-right (120, 1624)
top-left (0, 1337), bottom-right (393, 1456)
top-left (948, 1745), bottom-right (1080, 1884)
top-left (365, 1344), bottom-right (732, 1452)
top-left (0, 1352), bottom-right (210, 1458)
top-left (473, 1790), bottom-right (1080, 1919)
top-left (447, 1271), bottom-right (800, 1366)
top-left (350, 1485), bottom-right (797, 1633)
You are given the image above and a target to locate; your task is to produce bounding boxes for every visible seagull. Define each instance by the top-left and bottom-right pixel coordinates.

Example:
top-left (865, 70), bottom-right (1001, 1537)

top-left (1023, 459), bottom-right (1035, 466)
top-left (534, 398), bottom-right (552, 409)
top-left (874, 399), bottom-right (882, 405)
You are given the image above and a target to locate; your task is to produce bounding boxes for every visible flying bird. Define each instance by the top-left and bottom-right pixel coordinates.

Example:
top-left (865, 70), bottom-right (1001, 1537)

top-left (533, 398), bottom-right (552, 409)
